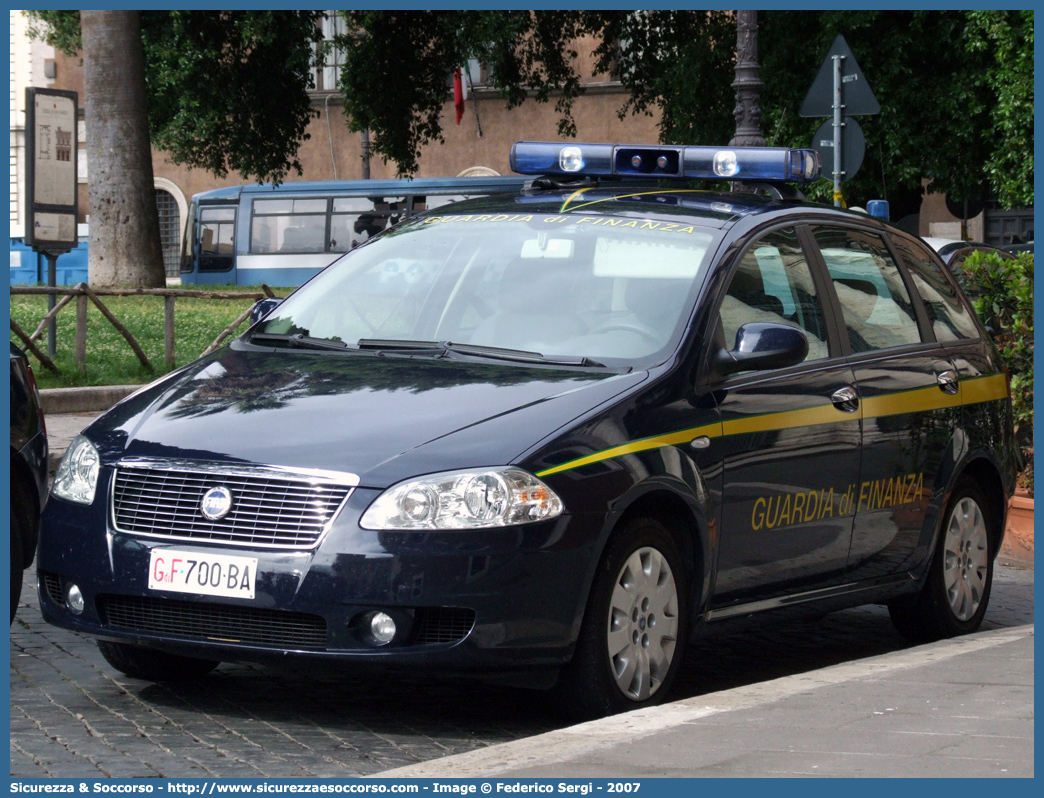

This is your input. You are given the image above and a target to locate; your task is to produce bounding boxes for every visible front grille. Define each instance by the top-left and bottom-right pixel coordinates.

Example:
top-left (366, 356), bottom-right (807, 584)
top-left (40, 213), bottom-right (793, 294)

top-left (98, 595), bottom-right (328, 649)
top-left (112, 464), bottom-right (354, 549)
top-left (413, 607), bottom-right (476, 645)
top-left (40, 571), bottom-right (64, 605)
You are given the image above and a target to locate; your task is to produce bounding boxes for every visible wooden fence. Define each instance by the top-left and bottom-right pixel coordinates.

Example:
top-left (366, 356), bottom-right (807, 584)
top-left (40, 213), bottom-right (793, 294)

top-left (9, 283), bottom-right (279, 376)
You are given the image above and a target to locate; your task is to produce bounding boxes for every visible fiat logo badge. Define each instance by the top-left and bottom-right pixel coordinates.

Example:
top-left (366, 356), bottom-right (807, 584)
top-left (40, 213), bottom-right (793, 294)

top-left (200, 486), bottom-right (233, 521)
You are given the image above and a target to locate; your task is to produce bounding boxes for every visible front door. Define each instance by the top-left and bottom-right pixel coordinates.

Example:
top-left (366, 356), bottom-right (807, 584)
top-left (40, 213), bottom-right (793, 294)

top-left (706, 226), bottom-right (861, 609)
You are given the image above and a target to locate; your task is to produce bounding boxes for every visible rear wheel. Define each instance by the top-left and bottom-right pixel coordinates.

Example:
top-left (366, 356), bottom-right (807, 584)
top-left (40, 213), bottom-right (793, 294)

top-left (557, 517), bottom-right (688, 719)
top-left (97, 640), bottom-right (220, 681)
top-left (889, 477), bottom-right (994, 642)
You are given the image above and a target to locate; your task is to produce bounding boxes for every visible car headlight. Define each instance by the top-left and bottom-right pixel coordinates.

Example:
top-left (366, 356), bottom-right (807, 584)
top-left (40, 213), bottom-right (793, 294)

top-left (52, 434), bottom-right (100, 505)
top-left (360, 467), bottom-right (564, 530)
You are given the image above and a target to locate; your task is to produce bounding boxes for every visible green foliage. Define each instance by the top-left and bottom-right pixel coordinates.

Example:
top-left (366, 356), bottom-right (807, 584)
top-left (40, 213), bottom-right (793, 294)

top-left (25, 10), bottom-right (324, 184)
top-left (142, 12), bottom-right (324, 183)
top-left (335, 11), bottom-right (589, 175)
top-left (758, 11), bottom-right (998, 218)
top-left (584, 11), bottom-right (737, 147)
top-left (25, 10), bottom-right (81, 53)
top-left (26, 10), bottom-right (1033, 204)
top-left (965, 11), bottom-right (1034, 209)
top-left (959, 250), bottom-right (1033, 490)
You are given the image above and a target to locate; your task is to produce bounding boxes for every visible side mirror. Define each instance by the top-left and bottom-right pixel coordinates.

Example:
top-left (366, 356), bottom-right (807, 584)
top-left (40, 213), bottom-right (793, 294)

top-left (250, 297), bottom-right (283, 325)
top-left (715, 322), bottom-right (809, 376)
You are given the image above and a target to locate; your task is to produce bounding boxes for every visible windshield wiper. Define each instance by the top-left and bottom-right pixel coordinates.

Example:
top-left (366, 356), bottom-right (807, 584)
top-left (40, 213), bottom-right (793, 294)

top-left (248, 332), bottom-right (351, 351)
top-left (356, 339), bottom-right (444, 352)
top-left (443, 343), bottom-right (606, 368)
top-left (356, 339), bottom-right (604, 368)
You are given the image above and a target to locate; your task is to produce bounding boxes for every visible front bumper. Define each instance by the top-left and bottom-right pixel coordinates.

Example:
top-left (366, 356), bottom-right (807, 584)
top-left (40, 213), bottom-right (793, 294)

top-left (37, 479), bottom-right (603, 676)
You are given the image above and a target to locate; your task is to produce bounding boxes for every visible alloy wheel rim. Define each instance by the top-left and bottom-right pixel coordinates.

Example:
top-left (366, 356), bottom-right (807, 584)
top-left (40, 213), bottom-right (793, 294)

top-left (605, 546), bottom-right (679, 701)
top-left (942, 497), bottom-right (989, 621)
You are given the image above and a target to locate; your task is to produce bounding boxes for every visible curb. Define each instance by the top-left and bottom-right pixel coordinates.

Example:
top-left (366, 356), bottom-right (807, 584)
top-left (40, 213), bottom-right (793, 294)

top-left (375, 624), bottom-right (1035, 778)
top-left (40, 384), bottom-right (142, 415)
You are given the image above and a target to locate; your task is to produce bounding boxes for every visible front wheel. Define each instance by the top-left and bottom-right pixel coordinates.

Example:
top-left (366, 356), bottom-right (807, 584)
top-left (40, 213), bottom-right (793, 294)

top-left (557, 518), bottom-right (688, 719)
top-left (889, 476), bottom-right (995, 642)
top-left (97, 640), bottom-right (220, 681)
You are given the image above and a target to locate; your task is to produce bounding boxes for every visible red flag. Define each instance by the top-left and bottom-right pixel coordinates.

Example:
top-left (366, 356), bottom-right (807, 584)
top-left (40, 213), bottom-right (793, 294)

top-left (453, 67), bottom-right (465, 125)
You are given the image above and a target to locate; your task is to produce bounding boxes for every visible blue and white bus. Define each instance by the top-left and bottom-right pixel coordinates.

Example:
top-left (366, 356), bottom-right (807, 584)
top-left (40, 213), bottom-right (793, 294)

top-left (179, 176), bottom-right (528, 287)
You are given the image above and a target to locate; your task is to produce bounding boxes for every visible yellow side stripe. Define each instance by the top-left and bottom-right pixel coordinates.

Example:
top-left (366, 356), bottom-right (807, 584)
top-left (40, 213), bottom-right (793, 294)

top-left (720, 402), bottom-right (854, 437)
top-left (861, 383), bottom-right (963, 419)
top-left (537, 422), bottom-right (720, 478)
top-left (535, 373), bottom-right (1008, 478)
top-left (960, 373), bottom-right (1008, 405)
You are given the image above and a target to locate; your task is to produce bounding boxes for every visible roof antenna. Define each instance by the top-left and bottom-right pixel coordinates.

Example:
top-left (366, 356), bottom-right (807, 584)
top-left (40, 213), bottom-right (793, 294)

top-left (768, 107), bottom-right (788, 147)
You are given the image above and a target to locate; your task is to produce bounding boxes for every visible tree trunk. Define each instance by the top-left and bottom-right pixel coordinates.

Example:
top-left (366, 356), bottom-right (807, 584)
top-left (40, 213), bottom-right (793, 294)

top-left (81, 10), bottom-right (165, 288)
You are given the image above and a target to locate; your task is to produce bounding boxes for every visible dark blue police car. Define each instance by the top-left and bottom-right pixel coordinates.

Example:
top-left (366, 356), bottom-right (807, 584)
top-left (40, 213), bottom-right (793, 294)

top-left (38, 142), bottom-right (1019, 718)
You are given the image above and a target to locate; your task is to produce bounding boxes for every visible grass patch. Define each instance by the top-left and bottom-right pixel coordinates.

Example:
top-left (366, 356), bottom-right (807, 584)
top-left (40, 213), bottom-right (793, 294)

top-left (10, 285), bottom-right (288, 389)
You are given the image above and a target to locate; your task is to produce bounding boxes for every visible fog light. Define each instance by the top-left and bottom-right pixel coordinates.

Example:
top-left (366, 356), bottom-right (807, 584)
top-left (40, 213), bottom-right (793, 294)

top-left (66, 584), bottom-right (85, 615)
top-left (370, 612), bottom-right (397, 645)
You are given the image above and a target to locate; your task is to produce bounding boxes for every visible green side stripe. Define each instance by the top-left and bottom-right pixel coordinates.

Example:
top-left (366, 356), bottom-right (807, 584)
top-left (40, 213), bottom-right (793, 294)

top-left (535, 373), bottom-right (1008, 478)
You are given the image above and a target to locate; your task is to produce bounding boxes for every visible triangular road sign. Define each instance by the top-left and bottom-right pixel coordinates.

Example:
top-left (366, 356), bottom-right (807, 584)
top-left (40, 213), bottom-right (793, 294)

top-left (799, 34), bottom-right (880, 117)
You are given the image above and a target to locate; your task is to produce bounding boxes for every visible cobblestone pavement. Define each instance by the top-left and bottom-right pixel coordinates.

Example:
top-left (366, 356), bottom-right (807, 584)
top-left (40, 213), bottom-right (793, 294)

top-left (11, 566), bottom-right (1032, 779)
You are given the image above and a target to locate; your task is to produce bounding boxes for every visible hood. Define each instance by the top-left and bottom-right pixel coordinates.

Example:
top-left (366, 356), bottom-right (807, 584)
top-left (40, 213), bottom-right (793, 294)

top-left (88, 346), bottom-right (647, 488)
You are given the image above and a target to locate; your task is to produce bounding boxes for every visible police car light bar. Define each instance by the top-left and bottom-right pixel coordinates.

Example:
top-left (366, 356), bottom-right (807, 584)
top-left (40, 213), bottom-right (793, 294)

top-left (510, 141), bottom-right (821, 183)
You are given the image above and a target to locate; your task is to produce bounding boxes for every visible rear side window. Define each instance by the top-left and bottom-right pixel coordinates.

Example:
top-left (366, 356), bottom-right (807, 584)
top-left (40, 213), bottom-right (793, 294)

top-left (893, 239), bottom-right (979, 342)
top-left (720, 227), bottom-right (829, 362)
top-left (813, 227), bottom-right (922, 353)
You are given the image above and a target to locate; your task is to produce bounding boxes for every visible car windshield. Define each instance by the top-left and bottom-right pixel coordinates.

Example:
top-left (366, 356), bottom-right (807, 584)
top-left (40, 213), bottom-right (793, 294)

top-left (256, 212), bottom-right (718, 367)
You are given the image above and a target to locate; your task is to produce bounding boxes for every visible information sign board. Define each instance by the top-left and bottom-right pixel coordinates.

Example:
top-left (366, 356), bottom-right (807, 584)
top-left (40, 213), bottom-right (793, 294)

top-left (25, 88), bottom-right (79, 253)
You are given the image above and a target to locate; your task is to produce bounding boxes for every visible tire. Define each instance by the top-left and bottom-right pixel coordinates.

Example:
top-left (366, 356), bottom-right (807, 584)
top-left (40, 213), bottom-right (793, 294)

top-left (557, 517), bottom-right (688, 719)
top-left (97, 640), bottom-right (220, 681)
top-left (889, 476), bottom-right (995, 642)
top-left (11, 506), bottom-right (24, 625)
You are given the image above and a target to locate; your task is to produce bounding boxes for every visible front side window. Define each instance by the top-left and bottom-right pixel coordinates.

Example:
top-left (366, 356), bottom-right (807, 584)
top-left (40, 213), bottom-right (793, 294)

top-left (813, 227), bottom-right (922, 353)
top-left (258, 213), bottom-right (719, 367)
top-left (719, 227), bottom-right (829, 363)
top-left (894, 239), bottom-right (979, 342)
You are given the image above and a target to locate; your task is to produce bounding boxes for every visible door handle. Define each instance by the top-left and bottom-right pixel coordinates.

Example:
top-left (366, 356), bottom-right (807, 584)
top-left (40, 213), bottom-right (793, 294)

top-left (831, 386), bottom-right (859, 412)
top-left (937, 370), bottom-right (960, 395)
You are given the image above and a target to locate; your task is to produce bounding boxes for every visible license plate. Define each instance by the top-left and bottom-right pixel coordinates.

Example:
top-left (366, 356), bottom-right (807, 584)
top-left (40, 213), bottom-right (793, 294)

top-left (148, 549), bottom-right (258, 599)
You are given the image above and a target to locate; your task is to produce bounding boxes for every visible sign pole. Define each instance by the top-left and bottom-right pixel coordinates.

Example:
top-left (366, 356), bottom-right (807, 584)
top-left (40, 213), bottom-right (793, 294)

top-left (832, 54), bottom-right (844, 207)
top-left (46, 254), bottom-right (58, 356)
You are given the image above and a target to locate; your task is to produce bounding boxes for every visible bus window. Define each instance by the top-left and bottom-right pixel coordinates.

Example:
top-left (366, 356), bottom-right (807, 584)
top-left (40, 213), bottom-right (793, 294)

top-left (329, 197), bottom-right (375, 252)
top-left (199, 206), bottom-right (236, 272)
top-left (251, 198), bottom-right (328, 254)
